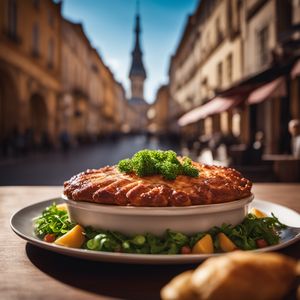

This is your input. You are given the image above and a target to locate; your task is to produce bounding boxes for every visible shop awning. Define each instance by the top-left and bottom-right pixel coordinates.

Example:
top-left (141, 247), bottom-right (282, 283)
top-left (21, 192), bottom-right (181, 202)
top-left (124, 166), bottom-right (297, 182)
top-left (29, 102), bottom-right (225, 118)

top-left (291, 59), bottom-right (300, 79)
top-left (247, 76), bottom-right (286, 104)
top-left (178, 97), bottom-right (241, 127)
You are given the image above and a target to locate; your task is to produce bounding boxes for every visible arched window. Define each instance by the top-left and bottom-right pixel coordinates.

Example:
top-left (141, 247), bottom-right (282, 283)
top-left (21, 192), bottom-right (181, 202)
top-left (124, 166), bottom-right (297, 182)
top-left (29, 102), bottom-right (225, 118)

top-left (32, 23), bottom-right (39, 57)
top-left (7, 0), bottom-right (18, 39)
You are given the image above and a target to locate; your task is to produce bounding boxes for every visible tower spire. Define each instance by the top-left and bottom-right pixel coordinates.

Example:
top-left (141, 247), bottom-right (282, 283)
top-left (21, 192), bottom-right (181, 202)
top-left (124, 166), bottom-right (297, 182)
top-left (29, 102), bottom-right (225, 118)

top-left (129, 0), bottom-right (147, 100)
top-left (136, 0), bottom-right (139, 15)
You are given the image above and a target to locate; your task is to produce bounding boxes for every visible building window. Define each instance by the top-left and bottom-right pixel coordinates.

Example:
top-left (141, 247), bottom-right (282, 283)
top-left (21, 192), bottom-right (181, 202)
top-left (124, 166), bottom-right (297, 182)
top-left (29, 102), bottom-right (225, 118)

top-left (47, 39), bottom-right (54, 68)
top-left (32, 23), bottom-right (39, 57)
top-left (7, 0), bottom-right (18, 39)
top-left (227, 53), bottom-right (233, 84)
top-left (217, 62), bottom-right (223, 87)
top-left (257, 25), bottom-right (269, 67)
top-left (216, 17), bottom-right (222, 44)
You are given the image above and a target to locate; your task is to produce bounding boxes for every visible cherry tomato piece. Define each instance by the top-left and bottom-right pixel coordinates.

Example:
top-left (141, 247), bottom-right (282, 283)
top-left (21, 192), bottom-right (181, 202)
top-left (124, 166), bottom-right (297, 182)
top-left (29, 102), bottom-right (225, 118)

top-left (44, 233), bottom-right (56, 243)
top-left (181, 245), bottom-right (192, 254)
top-left (256, 239), bottom-right (268, 248)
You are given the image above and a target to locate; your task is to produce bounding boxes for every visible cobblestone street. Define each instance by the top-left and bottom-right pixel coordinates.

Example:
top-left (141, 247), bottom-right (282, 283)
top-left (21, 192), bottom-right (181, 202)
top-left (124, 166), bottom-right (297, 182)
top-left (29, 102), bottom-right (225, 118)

top-left (0, 134), bottom-right (180, 185)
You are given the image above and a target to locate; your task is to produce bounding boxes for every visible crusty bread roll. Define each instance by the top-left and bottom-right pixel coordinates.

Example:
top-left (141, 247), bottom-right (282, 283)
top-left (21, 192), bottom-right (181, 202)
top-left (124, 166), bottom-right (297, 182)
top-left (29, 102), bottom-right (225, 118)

top-left (161, 252), bottom-right (298, 300)
top-left (160, 271), bottom-right (197, 300)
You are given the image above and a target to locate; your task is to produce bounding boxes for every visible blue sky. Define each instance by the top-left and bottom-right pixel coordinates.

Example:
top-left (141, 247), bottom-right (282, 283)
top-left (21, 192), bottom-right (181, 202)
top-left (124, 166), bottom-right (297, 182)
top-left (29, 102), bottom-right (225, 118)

top-left (61, 0), bottom-right (198, 102)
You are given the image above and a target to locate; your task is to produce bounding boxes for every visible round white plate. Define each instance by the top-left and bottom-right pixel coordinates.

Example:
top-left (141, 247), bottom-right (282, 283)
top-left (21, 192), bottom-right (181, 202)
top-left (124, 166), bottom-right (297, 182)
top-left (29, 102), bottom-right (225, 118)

top-left (10, 198), bottom-right (300, 265)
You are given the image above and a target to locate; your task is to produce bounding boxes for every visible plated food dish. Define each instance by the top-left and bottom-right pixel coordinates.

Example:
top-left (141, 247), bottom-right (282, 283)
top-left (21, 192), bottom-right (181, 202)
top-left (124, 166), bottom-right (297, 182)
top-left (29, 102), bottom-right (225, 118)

top-left (30, 150), bottom-right (289, 256)
top-left (64, 150), bottom-right (252, 206)
top-left (10, 150), bottom-right (300, 263)
top-left (63, 150), bottom-right (253, 234)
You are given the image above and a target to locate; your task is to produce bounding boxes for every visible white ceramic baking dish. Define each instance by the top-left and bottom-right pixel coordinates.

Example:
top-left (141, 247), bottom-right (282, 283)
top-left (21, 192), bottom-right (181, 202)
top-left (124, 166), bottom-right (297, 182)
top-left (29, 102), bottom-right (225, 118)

top-left (62, 194), bottom-right (254, 235)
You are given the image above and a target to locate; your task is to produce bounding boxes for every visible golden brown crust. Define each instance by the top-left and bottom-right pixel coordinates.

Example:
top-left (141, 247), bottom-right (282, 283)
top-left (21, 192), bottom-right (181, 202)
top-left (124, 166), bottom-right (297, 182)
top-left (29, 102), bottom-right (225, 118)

top-left (161, 252), bottom-right (298, 300)
top-left (63, 162), bottom-right (252, 207)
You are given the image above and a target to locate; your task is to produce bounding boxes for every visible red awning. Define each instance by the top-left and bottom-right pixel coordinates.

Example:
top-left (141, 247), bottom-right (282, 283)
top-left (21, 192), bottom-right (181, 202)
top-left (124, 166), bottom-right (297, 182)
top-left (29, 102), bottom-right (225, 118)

top-left (178, 97), bottom-right (241, 127)
top-left (291, 59), bottom-right (300, 79)
top-left (247, 77), bottom-right (286, 104)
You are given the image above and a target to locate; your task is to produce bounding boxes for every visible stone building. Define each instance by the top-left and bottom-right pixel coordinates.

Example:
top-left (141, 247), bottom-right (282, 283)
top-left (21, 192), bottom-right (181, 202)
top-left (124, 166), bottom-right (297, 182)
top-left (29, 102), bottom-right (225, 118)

top-left (148, 85), bottom-right (170, 135)
top-left (116, 82), bottom-right (141, 134)
top-left (241, 0), bottom-right (298, 154)
top-left (170, 0), bottom-right (300, 156)
top-left (60, 18), bottom-right (133, 141)
top-left (0, 0), bottom-right (129, 148)
top-left (87, 48), bottom-right (105, 137)
top-left (170, 0), bottom-right (245, 139)
top-left (0, 0), bottom-right (62, 144)
top-left (60, 19), bottom-right (93, 141)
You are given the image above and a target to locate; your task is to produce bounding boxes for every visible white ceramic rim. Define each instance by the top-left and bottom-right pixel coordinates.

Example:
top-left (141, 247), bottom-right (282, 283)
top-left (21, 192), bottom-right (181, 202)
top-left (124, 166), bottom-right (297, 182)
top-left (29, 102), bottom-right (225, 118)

top-left (62, 194), bottom-right (254, 216)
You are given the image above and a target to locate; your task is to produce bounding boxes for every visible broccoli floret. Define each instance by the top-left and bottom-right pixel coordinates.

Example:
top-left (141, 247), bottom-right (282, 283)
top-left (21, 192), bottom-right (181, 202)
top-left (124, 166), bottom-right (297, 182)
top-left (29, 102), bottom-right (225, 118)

top-left (151, 149), bottom-right (165, 161)
top-left (181, 157), bottom-right (199, 177)
top-left (131, 150), bottom-right (158, 176)
top-left (117, 149), bottom-right (199, 180)
top-left (164, 150), bottom-right (179, 163)
top-left (182, 165), bottom-right (199, 177)
top-left (118, 159), bottom-right (133, 173)
top-left (159, 161), bottom-right (180, 180)
top-left (182, 157), bottom-right (192, 166)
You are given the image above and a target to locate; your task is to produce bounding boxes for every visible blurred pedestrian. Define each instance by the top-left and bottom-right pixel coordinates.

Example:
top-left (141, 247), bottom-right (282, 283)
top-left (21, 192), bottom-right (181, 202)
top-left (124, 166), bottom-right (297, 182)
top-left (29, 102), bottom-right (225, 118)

top-left (24, 128), bottom-right (34, 154)
top-left (251, 131), bottom-right (265, 164)
top-left (288, 119), bottom-right (300, 158)
top-left (59, 129), bottom-right (71, 154)
top-left (41, 130), bottom-right (52, 152)
top-left (12, 127), bottom-right (25, 156)
top-left (1, 134), bottom-right (11, 157)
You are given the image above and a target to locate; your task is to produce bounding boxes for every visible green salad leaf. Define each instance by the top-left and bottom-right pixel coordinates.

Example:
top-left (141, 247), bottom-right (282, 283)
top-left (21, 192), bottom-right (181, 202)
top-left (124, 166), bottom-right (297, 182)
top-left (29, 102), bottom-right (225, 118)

top-left (34, 204), bottom-right (286, 254)
top-left (33, 203), bottom-right (75, 239)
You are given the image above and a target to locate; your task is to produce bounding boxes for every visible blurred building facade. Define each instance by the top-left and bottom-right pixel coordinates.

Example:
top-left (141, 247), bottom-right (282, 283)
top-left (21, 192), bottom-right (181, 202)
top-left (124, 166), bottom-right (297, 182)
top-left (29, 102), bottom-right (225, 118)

top-left (60, 19), bottom-right (93, 141)
top-left (148, 85), bottom-right (170, 135)
top-left (169, 0), bottom-right (300, 156)
top-left (0, 0), bottom-right (62, 145)
top-left (0, 0), bottom-right (138, 149)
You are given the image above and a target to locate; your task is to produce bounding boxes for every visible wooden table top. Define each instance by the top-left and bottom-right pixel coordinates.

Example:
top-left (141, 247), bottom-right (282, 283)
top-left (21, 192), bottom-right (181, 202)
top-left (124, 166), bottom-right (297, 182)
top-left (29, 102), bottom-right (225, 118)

top-left (1, 184), bottom-right (300, 300)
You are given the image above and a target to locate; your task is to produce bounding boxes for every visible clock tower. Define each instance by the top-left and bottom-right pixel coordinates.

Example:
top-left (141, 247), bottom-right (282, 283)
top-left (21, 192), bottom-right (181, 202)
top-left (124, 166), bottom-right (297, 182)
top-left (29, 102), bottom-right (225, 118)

top-left (129, 6), bottom-right (147, 100)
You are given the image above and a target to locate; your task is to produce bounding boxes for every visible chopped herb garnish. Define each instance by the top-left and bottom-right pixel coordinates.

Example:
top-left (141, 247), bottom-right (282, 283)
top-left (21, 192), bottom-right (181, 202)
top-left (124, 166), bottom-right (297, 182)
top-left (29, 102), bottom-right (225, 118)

top-left (117, 149), bottom-right (199, 180)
